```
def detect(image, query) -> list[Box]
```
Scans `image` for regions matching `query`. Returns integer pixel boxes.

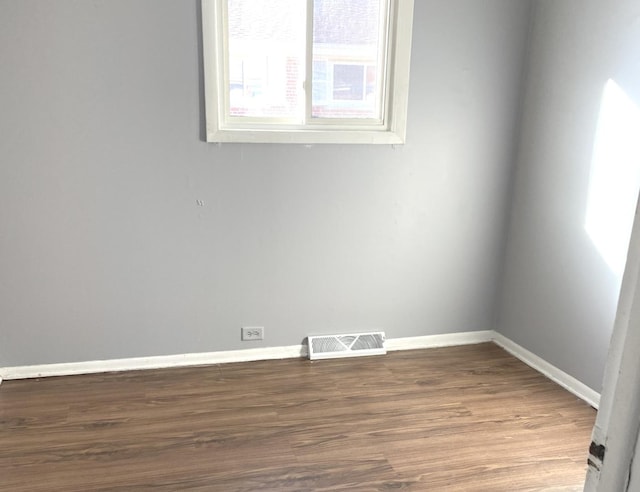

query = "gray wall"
[496,0,640,391]
[0,0,532,366]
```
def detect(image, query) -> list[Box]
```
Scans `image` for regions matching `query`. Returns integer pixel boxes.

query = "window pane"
[312,60,329,103]
[227,0,305,118]
[312,0,385,119]
[333,64,365,100]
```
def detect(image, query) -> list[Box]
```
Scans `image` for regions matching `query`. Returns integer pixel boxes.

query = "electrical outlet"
[241,326,264,341]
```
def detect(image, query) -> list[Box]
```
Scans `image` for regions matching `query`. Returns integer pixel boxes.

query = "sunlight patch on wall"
[585,79,640,278]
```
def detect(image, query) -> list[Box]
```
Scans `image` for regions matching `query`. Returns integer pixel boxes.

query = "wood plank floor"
[0,343,596,491]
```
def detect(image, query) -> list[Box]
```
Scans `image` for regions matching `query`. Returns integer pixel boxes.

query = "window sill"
[206,127,407,145]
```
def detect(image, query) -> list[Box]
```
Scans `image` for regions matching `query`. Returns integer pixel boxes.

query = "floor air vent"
[308,332,386,360]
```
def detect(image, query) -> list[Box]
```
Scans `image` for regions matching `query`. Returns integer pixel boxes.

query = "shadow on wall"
[584,78,640,280]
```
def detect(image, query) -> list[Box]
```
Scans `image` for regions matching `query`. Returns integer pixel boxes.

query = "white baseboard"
[0,345,307,380]
[385,330,494,351]
[0,331,491,381]
[492,332,600,409]
[0,330,602,410]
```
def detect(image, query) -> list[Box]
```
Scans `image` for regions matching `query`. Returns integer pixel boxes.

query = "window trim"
[201,0,414,144]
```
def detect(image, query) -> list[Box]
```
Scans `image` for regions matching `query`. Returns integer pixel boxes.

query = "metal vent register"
[307,332,386,360]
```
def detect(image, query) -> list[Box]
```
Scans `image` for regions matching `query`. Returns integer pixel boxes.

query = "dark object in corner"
[589,441,606,462]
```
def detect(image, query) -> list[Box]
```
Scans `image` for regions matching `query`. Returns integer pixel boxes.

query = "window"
[201,0,414,144]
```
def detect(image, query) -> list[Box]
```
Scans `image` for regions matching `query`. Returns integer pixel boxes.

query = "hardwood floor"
[0,343,595,491]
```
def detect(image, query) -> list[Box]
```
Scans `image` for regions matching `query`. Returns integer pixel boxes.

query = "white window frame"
[201,0,414,144]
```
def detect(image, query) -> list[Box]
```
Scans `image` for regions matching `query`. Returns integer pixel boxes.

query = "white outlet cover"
[241,326,264,341]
